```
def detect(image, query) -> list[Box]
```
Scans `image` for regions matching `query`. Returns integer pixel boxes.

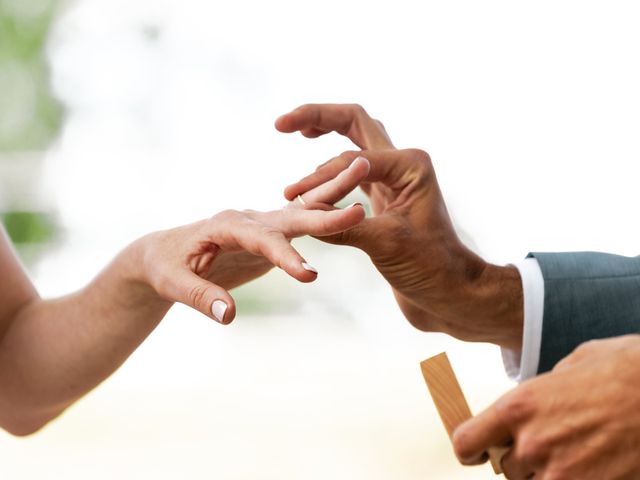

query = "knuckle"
[214,209,240,222]
[552,356,571,372]
[297,103,313,114]
[407,148,432,165]
[187,283,210,310]
[517,433,548,464]
[498,389,536,424]
[349,103,367,116]
[574,339,599,356]
[404,149,433,182]
[240,209,260,221]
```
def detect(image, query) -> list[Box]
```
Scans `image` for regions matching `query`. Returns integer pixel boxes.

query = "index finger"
[275,103,394,150]
[289,155,371,206]
[452,402,513,465]
[284,149,427,201]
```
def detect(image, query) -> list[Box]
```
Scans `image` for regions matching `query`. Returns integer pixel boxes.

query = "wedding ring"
[296,195,307,206]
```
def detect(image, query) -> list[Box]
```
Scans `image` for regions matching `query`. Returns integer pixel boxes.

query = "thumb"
[163,269,237,324]
[315,217,388,254]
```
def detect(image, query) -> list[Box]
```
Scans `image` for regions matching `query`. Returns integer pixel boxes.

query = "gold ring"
[296,195,307,206]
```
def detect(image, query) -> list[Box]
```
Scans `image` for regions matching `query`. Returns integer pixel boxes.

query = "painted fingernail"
[301,262,318,274]
[212,300,228,323]
[345,202,363,209]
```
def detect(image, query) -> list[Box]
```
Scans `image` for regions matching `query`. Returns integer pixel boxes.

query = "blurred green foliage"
[1,210,56,244]
[0,0,63,151]
[0,0,63,251]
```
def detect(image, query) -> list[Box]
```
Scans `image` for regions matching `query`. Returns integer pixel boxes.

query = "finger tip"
[211,298,236,325]
[215,316,233,326]
[274,121,286,132]
[451,426,470,454]
[298,262,319,282]
[301,130,321,139]
[344,203,366,222]
[360,157,371,173]
[458,452,489,466]
[349,156,371,178]
[283,186,299,201]
[451,431,486,466]
[300,274,318,284]
[274,115,296,133]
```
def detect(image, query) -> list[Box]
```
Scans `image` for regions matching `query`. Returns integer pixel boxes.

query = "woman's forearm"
[0,205,366,436]
[0,241,171,435]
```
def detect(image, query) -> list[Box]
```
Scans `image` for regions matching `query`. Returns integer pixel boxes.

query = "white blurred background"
[1,0,639,478]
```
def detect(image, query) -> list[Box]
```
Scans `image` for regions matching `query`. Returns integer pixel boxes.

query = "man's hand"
[276,104,523,349]
[452,335,640,479]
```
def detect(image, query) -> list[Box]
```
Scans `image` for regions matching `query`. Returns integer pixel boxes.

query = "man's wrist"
[474,263,524,350]
[444,256,524,350]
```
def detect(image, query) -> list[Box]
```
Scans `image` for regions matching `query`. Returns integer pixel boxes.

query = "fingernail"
[301,262,318,274]
[345,202,363,209]
[212,300,228,323]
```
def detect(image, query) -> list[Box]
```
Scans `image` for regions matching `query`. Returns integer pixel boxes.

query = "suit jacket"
[528,252,640,374]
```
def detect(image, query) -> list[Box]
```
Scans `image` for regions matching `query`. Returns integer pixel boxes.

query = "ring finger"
[288,156,370,207]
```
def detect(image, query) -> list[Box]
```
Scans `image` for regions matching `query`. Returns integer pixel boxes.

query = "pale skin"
[277,103,640,479]
[0,161,369,437]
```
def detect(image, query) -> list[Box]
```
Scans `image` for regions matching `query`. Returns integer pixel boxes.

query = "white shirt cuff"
[501,257,545,382]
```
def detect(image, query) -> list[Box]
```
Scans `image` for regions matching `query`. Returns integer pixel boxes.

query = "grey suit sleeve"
[528,252,640,374]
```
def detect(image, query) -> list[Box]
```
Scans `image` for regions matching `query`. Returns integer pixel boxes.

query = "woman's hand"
[0,183,367,435]
[130,206,365,324]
